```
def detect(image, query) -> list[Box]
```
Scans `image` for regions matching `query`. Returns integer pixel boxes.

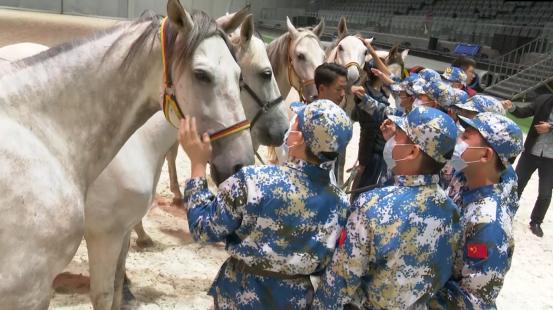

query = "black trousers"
[516,152,553,224]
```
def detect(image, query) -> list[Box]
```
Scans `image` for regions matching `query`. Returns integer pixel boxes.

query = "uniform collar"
[394,174,440,187]
[462,183,501,206]
[285,159,332,179]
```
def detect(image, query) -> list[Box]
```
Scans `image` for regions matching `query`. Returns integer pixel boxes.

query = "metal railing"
[513,55,553,100]
[486,35,553,83]
[486,54,553,100]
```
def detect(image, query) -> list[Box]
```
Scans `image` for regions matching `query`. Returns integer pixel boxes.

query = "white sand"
[0,8,550,310]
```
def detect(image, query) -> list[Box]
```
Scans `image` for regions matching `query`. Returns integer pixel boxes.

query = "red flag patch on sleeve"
[337,229,347,247]
[466,243,488,259]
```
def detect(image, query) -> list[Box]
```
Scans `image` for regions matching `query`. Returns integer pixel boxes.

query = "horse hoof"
[136,238,154,248]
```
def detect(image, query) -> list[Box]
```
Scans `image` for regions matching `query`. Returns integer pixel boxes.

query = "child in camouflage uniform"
[447,96,519,219]
[178,99,353,309]
[429,113,523,309]
[313,106,461,309]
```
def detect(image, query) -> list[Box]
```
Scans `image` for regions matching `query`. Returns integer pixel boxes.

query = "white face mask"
[282,115,298,156]
[451,141,485,172]
[413,98,425,108]
[456,121,465,134]
[383,137,414,171]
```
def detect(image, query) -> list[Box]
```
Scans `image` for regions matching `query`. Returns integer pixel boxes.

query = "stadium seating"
[260,0,551,47]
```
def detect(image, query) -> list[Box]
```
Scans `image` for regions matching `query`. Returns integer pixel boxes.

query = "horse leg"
[0,152,84,309]
[112,231,132,310]
[166,142,182,202]
[133,220,154,248]
[86,230,126,310]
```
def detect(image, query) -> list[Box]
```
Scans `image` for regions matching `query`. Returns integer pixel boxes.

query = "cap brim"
[458,115,479,131]
[290,101,307,114]
[388,114,409,133]
[455,103,479,112]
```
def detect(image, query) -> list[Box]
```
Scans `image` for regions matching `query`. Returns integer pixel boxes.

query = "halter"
[159,17,251,142]
[239,78,283,129]
[332,35,365,78]
[287,37,315,103]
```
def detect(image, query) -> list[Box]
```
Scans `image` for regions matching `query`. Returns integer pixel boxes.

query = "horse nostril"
[233,164,244,173]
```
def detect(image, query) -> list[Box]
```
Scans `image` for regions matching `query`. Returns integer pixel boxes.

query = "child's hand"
[380,119,396,141]
[351,85,366,98]
[179,117,212,176]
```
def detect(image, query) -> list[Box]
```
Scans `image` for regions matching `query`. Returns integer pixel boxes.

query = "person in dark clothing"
[349,61,392,199]
[504,94,553,237]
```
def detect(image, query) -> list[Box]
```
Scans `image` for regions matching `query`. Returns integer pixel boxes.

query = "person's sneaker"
[529,223,544,237]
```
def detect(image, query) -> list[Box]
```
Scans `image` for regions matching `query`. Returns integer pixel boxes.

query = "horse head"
[217,10,288,149]
[328,17,368,86]
[166,0,253,184]
[285,17,325,102]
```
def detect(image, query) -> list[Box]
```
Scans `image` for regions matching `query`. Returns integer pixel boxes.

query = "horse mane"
[12,9,233,77]
[267,28,319,78]
[122,10,234,75]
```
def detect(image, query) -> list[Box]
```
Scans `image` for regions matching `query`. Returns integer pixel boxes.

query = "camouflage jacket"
[429,182,514,309]
[184,159,349,309]
[312,174,461,309]
[447,166,518,219]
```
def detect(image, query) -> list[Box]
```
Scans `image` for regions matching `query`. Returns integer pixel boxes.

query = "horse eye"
[298,53,306,61]
[260,70,272,80]
[194,70,212,84]
[338,45,344,52]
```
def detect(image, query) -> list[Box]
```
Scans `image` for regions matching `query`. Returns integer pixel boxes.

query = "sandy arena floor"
[0,8,552,310]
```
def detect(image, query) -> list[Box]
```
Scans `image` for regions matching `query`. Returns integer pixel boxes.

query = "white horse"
[264,17,326,164]
[88,12,288,309]
[326,17,370,117]
[0,0,253,308]
[267,17,325,103]
[163,8,291,201]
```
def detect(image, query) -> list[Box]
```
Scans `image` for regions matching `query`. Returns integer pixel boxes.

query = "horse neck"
[267,36,293,98]
[0,23,162,190]
[275,65,292,99]
[136,112,178,165]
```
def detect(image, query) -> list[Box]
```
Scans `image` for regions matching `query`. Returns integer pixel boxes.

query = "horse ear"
[240,14,254,48]
[218,4,251,34]
[286,17,299,38]
[365,37,374,44]
[338,17,348,38]
[167,0,193,34]
[401,49,410,60]
[312,18,325,38]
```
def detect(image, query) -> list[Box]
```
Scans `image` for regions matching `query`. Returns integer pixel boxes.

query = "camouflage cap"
[455,95,506,115]
[388,106,458,163]
[451,88,469,106]
[291,100,353,162]
[459,113,523,168]
[419,68,442,82]
[442,66,467,85]
[423,80,456,107]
